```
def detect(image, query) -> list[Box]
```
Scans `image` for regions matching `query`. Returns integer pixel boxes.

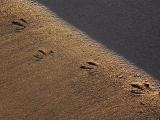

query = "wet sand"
[0,0,160,119]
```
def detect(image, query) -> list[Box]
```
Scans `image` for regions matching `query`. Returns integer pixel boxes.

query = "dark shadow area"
[36,0,160,80]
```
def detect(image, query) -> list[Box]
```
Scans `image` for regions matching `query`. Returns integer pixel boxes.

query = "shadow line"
[37,0,160,80]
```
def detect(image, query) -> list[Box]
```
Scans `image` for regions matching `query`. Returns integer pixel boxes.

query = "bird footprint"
[12,19,27,32]
[34,49,54,61]
[130,82,151,95]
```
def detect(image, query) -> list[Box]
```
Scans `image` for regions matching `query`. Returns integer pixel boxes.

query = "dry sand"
[0,0,160,119]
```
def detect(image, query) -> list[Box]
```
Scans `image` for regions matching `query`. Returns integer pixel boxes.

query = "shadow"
[36,0,160,80]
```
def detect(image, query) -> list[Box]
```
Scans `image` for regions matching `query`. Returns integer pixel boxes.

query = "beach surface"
[0,0,160,119]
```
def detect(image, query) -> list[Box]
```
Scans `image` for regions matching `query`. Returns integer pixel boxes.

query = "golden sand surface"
[0,0,160,119]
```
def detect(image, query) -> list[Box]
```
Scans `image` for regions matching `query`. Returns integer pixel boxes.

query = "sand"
[0,0,160,119]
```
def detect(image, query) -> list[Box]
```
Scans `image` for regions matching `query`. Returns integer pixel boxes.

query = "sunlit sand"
[0,0,160,119]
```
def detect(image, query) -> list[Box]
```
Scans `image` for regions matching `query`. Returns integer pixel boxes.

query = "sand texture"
[0,0,160,120]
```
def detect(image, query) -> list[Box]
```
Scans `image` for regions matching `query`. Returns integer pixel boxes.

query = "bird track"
[12,19,27,31]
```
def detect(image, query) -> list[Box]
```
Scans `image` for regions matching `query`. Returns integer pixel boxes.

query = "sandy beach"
[0,0,160,119]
